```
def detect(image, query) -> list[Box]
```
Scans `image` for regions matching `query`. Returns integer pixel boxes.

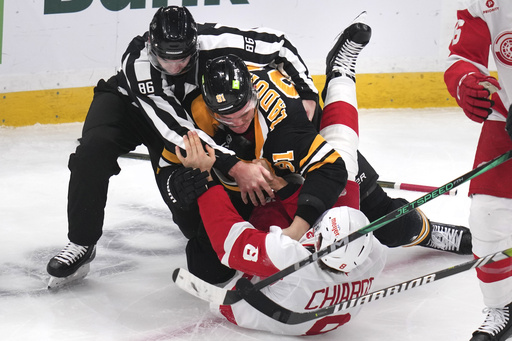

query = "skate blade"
[47,264,90,289]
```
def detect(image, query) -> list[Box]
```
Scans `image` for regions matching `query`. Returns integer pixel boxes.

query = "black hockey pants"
[357,151,425,247]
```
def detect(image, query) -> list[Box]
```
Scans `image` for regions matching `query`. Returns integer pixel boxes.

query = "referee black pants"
[67,76,234,284]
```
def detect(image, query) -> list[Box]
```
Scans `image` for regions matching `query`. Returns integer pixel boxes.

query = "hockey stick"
[173,218,467,303]
[76,139,151,162]
[377,180,458,196]
[174,149,512,306]
[234,150,512,299]
[120,152,457,196]
[235,247,512,324]
[173,247,512,316]
[173,267,235,305]
[120,152,151,161]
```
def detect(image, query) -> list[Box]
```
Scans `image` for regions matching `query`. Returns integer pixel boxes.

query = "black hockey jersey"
[184,66,347,225]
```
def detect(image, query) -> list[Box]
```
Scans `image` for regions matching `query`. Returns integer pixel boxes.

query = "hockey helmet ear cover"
[313,206,373,272]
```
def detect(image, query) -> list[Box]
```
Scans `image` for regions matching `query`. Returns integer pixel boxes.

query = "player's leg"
[358,151,472,254]
[158,183,236,284]
[157,163,238,284]
[467,120,512,341]
[320,12,371,209]
[469,194,512,341]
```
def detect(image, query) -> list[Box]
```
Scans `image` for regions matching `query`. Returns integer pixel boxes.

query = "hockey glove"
[507,105,512,142]
[167,166,212,209]
[457,72,500,123]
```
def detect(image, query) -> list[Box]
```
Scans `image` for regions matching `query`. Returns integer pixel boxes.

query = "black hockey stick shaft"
[77,139,151,161]
[120,152,452,196]
[246,150,512,295]
[120,152,151,161]
[236,247,512,324]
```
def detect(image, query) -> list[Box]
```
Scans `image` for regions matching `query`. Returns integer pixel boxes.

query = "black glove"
[166,167,212,209]
[507,104,512,142]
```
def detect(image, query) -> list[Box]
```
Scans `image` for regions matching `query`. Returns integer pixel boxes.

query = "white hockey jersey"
[446,0,512,120]
[198,185,387,336]
[445,0,512,199]
[445,0,512,304]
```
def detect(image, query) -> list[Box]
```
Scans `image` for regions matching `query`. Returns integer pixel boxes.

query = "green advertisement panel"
[43,0,249,14]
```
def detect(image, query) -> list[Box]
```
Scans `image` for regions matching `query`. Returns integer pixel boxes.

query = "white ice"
[0,107,497,340]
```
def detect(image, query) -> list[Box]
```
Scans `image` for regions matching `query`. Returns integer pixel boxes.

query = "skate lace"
[428,225,463,251]
[476,307,509,335]
[54,243,88,265]
[333,40,365,76]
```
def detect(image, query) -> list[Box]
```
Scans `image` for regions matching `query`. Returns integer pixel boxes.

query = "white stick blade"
[173,268,229,305]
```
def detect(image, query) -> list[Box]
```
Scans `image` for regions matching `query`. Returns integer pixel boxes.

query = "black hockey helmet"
[148,6,198,75]
[201,54,257,116]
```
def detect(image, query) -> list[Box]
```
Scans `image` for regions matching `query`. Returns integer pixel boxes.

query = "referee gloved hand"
[456,72,500,123]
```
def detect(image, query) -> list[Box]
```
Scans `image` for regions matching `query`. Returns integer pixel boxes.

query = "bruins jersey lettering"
[272,150,295,172]
[251,69,299,131]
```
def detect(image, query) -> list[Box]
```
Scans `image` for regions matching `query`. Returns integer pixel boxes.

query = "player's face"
[213,96,258,134]
[157,55,191,76]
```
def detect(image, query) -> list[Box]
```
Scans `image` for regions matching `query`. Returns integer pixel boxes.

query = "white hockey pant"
[469,194,512,308]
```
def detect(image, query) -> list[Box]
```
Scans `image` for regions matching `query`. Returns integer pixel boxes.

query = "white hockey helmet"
[313,206,373,272]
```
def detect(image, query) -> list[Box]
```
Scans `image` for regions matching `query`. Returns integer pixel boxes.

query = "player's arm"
[199,184,308,278]
[281,153,347,241]
[264,128,347,240]
[444,9,501,123]
[119,35,228,161]
[177,131,304,277]
[120,37,271,208]
[258,138,347,241]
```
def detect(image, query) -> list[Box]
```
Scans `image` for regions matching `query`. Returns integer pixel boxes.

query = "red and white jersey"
[445,0,512,199]
[198,185,386,336]
[445,0,512,120]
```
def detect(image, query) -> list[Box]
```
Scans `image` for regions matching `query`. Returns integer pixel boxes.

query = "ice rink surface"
[0,107,501,340]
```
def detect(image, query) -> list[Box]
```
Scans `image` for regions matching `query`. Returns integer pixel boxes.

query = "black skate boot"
[322,11,371,101]
[420,221,473,255]
[470,302,512,341]
[47,242,96,289]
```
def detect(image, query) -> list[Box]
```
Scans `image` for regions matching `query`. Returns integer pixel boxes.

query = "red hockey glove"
[507,105,512,142]
[456,72,500,123]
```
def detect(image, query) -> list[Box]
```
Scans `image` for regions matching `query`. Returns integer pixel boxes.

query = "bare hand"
[175,130,216,174]
[252,159,288,191]
[228,161,275,206]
